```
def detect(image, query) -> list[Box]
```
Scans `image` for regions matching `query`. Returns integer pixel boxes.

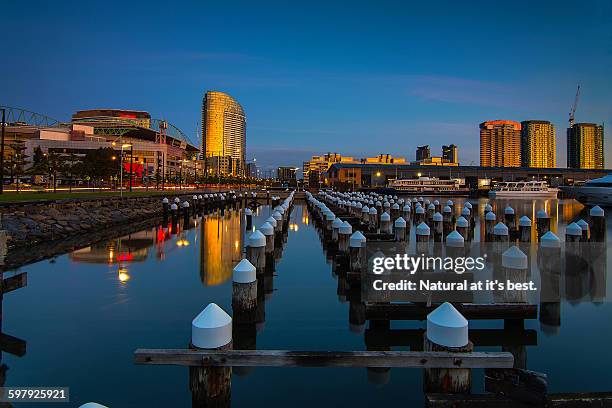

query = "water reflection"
[200,210,244,286]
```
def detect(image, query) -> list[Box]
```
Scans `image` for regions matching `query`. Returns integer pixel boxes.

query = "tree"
[45,151,66,193]
[81,147,119,188]
[32,146,44,167]
[4,141,29,192]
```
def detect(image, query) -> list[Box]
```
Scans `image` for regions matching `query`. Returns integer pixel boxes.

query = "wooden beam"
[134,349,514,368]
[365,328,537,348]
[548,392,612,407]
[426,393,532,408]
[1,273,27,294]
[366,303,537,320]
[0,332,26,357]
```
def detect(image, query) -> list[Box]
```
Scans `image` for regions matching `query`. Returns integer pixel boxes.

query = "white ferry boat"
[488,180,559,199]
[388,177,469,194]
[560,174,612,206]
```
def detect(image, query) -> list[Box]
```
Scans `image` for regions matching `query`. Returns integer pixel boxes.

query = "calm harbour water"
[2,197,612,407]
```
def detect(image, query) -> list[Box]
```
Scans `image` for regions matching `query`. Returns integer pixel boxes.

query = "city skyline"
[2,0,611,171]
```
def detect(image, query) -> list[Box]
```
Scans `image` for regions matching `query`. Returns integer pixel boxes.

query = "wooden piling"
[246,231,266,276]
[589,205,605,242]
[536,209,550,240]
[394,217,407,242]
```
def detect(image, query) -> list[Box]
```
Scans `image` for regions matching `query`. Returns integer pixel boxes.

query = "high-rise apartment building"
[480,120,521,167]
[442,144,458,164]
[416,145,430,161]
[202,91,246,176]
[520,120,556,168]
[567,123,604,169]
[303,153,355,187]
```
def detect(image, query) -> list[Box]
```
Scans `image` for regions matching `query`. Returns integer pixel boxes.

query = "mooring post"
[402,203,411,224]
[442,205,453,237]
[245,208,253,230]
[504,206,516,236]
[493,222,509,253]
[260,222,275,272]
[162,197,169,219]
[349,231,367,274]
[536,209,550,240]
[338,221,353,254]
[332,217,343,244]
[416,222,431,254]
[394,217,407,242]
[433,199,441,214]
[432,212,443,242]
[485,211,496,241]
[414,204,424,225]
[423,302,472,394]
[456,216,469,242]
[538,231,561,333]
[427,203,436,224]
[576,219,589,242]
[391,203,400,221]
[380,212,392,235]
[565,222,582,243]
[589,205,605,242]
[445,230,465,258]
[519,216,532,243]
[246,230,266,276]
[232,259,258,323]
[190,303,232,408]
[170,203,179,228]
[369,207,378,233]
[182,201,191,226]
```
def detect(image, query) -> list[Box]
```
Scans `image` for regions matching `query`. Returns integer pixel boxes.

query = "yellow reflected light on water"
[118,267,130,284]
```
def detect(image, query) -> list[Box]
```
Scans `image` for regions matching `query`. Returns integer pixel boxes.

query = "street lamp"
[113,142,132,198]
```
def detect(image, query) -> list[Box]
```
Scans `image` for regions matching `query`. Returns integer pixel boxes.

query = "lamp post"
[0,108,5,194]
[113,142,132,198]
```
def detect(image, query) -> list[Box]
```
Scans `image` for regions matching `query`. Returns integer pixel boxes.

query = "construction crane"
[569,85,581,128]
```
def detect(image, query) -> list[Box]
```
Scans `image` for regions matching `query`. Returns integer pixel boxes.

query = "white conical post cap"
[416,222,430,235]
[416,206,425,214]
[464,201,472,209]
[428,203,435,210]
[502,246,528,269]
[519,216,531,227]
[384,201,390,208]
[170,203,178,210]
[272,211,282,221]
[245,208,253,215]
[182,201,190,208]
[576,219,589,231]
[199,195,203,199]
[433,212,443,222]
[484,204,492,211]
[233,259,256,283]
[332,218,344,229]
[349,231,367,248]
[504,206,515,215]
[79,404,109,408]
[326,212,336,221]
[192,303,232,349]
[446,200,454,207]
[193,195,198,200]
[248,230,266,247]
[174,197,180,203]
[266,216,277,228]
[443,205,452,213]
[380,212,390,221]
[424,199,430,205]
[162,197,169,204]
[566,222,582,236]
[536,209,549,218]
[456,216,469,228]
[485,211,496,221]
[362,206,369,213]
[427,302,468,348]
[433,200,440,205]
[540,231,560,248]
[369,207,377,215]
[394,217,406,228]
[392,203,399,210]
[461,207,470,216]
[339,221,353,235]
[403,204,411,211]
[260,222,274,236]
[590,205,604,217]
[493,222,509,236]
[446,231,464,247]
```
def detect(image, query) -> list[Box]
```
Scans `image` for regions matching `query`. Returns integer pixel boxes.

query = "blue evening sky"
[2,0,611,171]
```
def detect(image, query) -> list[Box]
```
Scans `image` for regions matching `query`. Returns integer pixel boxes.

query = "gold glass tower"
[479,120,521,167]
[521,120,556,168]
[202,91,246,176]
[567,123,604,169]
